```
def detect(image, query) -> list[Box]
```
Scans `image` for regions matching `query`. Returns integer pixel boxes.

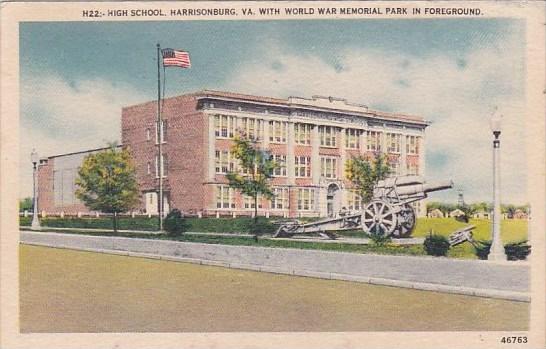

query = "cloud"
[225,39,527,204]
[19,74,147,198]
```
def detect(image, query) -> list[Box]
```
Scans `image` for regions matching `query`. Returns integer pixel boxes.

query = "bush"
[163,209,185,236]
[474,240,531,260]
[249,217,276,236]
[368,225,391,246]
[423,232,450,256]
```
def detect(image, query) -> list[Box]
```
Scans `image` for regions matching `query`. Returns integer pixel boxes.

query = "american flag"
[162,49,191,68]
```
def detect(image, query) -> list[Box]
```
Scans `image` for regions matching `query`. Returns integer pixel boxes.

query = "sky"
[19,19,527,204]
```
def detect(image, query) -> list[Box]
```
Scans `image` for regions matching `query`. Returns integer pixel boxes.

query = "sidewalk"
[20,231,529,302]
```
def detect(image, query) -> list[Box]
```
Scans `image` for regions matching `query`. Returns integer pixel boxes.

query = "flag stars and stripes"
[162,48,191,68]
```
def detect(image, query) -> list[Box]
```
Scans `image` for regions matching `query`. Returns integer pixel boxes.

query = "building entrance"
[326,183,341,217]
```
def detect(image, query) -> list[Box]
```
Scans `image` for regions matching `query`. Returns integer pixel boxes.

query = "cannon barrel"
[394,180,453,197]
[376,176,424,188]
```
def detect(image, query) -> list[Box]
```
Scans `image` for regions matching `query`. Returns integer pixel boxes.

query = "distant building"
[513,209,528,219]
[473,210,491,220]
[38,90,429,217]
[428,208,444,218]
[449,208,465,218]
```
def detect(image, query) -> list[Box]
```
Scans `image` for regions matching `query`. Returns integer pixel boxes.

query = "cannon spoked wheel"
[397,204,416,237]
[362,200,397,236]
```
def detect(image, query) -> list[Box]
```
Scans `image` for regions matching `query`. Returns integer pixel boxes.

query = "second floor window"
[271,154,287,177]
[406,135,420,155]
[294,123,312,145]
[319,126,338,147]
[295,156,311,177]
[320,157,338,179]
[215,115,235,138]
[155,154,167,178]
[269,120,287,143]
[215,150,233,174]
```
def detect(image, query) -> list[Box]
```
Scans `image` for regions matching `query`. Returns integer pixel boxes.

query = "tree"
[345,153,391,203]
[19,197,33,212]
[75,144,139,232]
[226,133,277,226]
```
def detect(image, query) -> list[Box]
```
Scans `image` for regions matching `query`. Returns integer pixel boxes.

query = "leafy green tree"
[19,197,33,212]
[75,144,139,232]
[345,153,391,203]
[502,204,517,218]
[226,133,278,227]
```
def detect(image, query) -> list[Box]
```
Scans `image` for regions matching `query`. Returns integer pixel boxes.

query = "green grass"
[20,216,528,259]
[412,218,528,259]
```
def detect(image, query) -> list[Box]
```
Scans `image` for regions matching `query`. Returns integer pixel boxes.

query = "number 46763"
[500,336,527,344]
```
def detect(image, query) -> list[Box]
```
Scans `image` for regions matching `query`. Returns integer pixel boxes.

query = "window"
[216,185,235,209]
[294,156,311,177]
[155,154,167,178]
[155,120,167,144]
[386,133,401,153]
[406,135,420,155]
[240,117,263,140]
[271,154,287,177]
[367,131,382,152]
[345,129,361,149]
[147,162,151,175]
[389,160,400,176]
[297,188,315,211]
[269,120,287,143]
[214,115,235,138]
[320,157,338,179]
[294,123,312,145]
[146,128,151,141]
[244,194,263,209]
[215,150,233,174]
[347,190,364,211]
[271,187,289,209]
[407,162,419,176]
[319,126,338,147]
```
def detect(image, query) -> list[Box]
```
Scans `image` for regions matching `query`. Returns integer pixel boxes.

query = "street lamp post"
[488,111,506,261]
[30,149,41,231]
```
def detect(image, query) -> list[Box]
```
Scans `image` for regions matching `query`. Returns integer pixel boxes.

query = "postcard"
[1,1,545,348]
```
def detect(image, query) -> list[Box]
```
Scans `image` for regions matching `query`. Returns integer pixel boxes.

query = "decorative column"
[311,125,320,185]
[286,122,295,185]
[339,128,346,179]
[30,149,41,230]
[488,111,507,261]
[400,132,408,176]
[263,118,270,149]
[207,114,216,181]
[359,128,367,156]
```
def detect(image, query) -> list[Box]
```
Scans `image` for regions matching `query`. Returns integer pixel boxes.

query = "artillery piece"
[273,176,453,239]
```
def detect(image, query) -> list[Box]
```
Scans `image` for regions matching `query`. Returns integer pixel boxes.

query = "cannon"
[273,176,453,239]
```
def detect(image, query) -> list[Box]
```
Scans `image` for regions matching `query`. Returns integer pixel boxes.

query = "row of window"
[211,115,420,153]
[216,185,315,211]
[215,186,368,211]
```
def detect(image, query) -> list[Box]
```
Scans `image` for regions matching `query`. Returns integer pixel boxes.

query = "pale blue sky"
[19,19,526,203]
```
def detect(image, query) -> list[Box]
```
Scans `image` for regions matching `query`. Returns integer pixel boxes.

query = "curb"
[21,241,530,303]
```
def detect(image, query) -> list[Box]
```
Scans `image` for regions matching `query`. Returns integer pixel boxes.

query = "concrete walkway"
[20,231,530,302]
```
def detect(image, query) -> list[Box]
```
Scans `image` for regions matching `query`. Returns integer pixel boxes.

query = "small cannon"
[274,176,453,239]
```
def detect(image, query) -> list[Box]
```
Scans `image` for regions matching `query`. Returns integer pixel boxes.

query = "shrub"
[163,209,185,236]
[475,240,531,260]
[249,217,276,236]
[368,225,391,246]
[423,232,450,256]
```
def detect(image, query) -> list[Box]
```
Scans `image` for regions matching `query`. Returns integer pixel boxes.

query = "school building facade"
[37,90,429,218]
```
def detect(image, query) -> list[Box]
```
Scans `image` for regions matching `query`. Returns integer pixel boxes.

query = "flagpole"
[157,43,163,231]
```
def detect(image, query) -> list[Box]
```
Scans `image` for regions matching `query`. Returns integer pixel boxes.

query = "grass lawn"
[19,244,529,332]
[20,217,528,259]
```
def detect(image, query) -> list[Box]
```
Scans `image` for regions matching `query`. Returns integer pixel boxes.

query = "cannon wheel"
[362,200,397,236]
[397,204,416,237]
